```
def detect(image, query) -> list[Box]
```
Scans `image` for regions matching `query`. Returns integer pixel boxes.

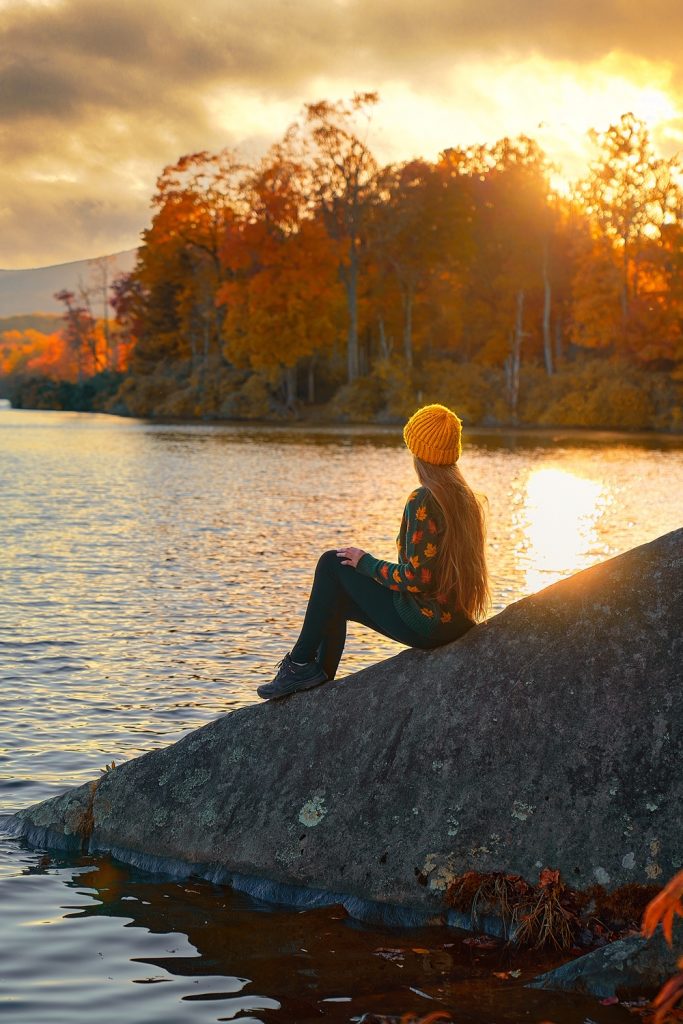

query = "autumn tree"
[113,96,681,430]
[82,257,110,366]
[219,141,342,406]
[302,93,379,384]
[369,159,471,368]
[0,328,73,380]
[577,113,682,342]
[134,149,246,409]
[570,230,623,352]
[223,217,341,406]
[54,289,103,380]
[438,138,556,418]
[109,272,144,372]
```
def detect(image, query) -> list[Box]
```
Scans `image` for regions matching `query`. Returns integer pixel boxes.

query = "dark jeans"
[291,549,474,680]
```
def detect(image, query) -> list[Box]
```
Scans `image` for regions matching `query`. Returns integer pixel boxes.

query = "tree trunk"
[378,316,392,359]
[284,365,297,409]
[504,289,524,423]
[110,331,118,374]
[542,243,553,377]
[621,242,630,325]
[341,240,360,384]
[632,248,640,302]
[554,316,563,365]
[102,260,111,371]
[402,286,414,367]
[76,339,83,385]
[199,322,210,416]
[307,358,315,405]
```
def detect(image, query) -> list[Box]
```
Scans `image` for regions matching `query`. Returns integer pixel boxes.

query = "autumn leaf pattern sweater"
[356,486,464,637]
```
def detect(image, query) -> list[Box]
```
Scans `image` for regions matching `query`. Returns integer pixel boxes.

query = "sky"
[1,0,682,269]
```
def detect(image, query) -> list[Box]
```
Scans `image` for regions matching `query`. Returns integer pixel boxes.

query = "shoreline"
[3,403,683,445]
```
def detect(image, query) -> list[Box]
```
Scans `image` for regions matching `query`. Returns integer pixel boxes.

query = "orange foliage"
[643,870,683,945]
[0,328,76,380]
[643,870,683,1023]
[213,139,345,381]
[220,216,341,374]
[571,234,623,350]
[118,98,682,422]
[651,971,683,1024]
[0,322,129,382]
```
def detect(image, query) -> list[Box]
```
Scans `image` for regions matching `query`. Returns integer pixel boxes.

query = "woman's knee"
[316,549,341,574]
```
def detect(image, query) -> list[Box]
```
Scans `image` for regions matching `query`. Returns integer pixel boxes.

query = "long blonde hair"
[413,456,490,622]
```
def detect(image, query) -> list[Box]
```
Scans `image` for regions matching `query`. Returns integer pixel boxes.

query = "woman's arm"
[355,490,439,593]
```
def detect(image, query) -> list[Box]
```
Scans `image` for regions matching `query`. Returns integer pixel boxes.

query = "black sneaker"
[257,653,328,700]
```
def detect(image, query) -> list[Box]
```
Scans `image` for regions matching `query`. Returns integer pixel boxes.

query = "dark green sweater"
[356,486,463,637]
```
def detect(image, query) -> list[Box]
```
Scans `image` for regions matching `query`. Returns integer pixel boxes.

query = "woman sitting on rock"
[258,403,490,700]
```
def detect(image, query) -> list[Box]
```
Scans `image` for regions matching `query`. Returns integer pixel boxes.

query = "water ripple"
[1,410,682,1023]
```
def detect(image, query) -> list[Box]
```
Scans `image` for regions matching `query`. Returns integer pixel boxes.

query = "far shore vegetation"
[1,97,682,433]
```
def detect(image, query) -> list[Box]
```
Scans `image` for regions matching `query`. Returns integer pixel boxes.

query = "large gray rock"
[6,528,683,921]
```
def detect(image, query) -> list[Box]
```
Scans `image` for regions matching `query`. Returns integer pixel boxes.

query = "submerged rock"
[529,927,681,999]
[6,528,683,921]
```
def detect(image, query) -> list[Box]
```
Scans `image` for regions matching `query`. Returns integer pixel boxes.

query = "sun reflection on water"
[514,466,610,594]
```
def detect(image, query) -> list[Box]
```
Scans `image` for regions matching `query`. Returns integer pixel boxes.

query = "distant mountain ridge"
[0,249,138,318]
[0,313,64,334]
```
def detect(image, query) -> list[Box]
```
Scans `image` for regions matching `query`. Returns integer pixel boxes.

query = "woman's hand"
[337,546,366,569]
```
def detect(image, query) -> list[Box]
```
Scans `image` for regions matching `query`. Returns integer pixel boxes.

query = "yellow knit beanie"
[403,403,462,465]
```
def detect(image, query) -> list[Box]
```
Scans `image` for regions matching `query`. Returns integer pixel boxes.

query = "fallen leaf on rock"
[493,968,522,980]
[412,948,430,954]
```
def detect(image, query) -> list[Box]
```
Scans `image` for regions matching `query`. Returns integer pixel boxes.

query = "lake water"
[1,408,682,1023]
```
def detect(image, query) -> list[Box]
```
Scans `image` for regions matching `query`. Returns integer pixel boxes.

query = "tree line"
[4,96,683,429]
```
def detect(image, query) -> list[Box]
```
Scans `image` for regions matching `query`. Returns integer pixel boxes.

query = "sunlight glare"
[516,466,607,594]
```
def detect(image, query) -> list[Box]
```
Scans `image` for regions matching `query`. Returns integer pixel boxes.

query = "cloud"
[355,0,683,70]
[0,172,149,267]
[0,0,681,267]
[4,0,682,120]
